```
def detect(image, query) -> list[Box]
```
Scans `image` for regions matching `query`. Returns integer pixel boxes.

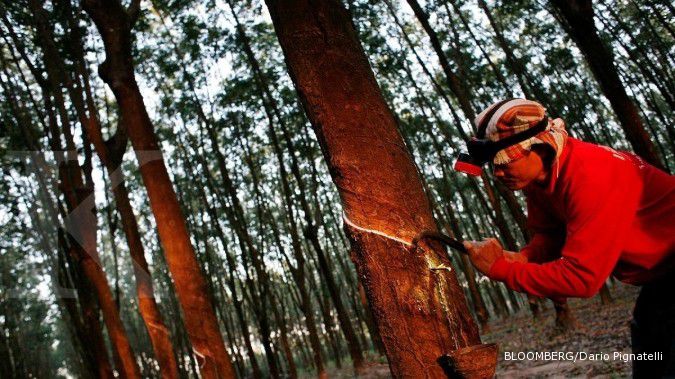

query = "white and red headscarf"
[475,99,568,165]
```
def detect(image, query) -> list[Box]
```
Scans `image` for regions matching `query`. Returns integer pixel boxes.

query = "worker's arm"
[487,161,642,299]
[519,190,566,264]
[465,195,563,272]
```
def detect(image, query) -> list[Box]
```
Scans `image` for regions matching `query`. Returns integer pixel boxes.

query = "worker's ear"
[531,144,555,168]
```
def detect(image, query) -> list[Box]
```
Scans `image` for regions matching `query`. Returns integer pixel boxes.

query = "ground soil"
[484,282,638,378]
[324,281,639,378]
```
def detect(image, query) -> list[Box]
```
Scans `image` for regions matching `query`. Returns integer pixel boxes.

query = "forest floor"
[323,282,640,378]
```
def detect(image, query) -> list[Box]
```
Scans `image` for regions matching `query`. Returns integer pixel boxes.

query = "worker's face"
[492,150,545,190]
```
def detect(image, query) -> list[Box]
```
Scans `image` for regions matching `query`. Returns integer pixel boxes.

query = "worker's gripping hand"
[503,251,528,264]
[464,238,505,276]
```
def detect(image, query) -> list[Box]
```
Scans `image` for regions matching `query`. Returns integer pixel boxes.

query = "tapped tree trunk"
[550,0,666,170]
[265,0,496,376]
[82,1,235,377]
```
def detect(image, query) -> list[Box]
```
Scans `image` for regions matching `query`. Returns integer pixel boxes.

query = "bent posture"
[460,99,674,378]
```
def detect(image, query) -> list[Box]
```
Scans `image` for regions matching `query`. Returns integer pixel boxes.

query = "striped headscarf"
[475,99,568,165]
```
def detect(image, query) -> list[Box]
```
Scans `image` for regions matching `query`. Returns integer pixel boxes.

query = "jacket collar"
[545,137,574,194]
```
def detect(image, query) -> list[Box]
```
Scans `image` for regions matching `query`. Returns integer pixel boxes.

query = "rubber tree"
[81,1,235,377]
[265,0,497,376]
[550,0,665,170]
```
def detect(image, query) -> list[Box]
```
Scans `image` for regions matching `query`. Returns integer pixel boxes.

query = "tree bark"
[72,31,180,379]
[265,0,495,376]
[82,1,235,377]
[553,301,578,333]
[26,1,141,375]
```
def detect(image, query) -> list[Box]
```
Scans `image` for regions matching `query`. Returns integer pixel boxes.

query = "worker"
[455,98,675,378]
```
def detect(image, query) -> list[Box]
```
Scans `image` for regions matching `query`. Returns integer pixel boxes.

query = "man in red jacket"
[456,99,675,378]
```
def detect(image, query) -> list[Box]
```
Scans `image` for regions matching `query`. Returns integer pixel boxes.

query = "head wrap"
[474,99,568,165]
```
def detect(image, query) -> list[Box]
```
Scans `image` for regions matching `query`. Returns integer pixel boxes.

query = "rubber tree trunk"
[77,51,180,379]
[91,136,180,379]
[550,0,665,170]
[445,206,490,331]
[599,283,614,305]
[403,0,476,121]
[265,0,496,376]
[553,301,578,333]
[82,2,235,377]
[27,3,141,375]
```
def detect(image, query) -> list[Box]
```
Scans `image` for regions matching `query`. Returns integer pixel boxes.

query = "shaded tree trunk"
[265,0,495,376]
[26,1,141,374]
[599,283,614,305]
[553,301,578,333]
[404,0,476,121]
[550,0,665,170]
[82,1,235,377]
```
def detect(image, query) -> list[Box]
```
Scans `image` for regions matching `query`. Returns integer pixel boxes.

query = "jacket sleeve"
[489,157,642,299]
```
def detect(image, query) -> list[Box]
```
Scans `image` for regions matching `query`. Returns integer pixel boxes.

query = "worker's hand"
[464,238,504,276]
[503,251,528,264]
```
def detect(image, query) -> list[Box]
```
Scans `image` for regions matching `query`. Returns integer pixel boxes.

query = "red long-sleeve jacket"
[488,138,675,300]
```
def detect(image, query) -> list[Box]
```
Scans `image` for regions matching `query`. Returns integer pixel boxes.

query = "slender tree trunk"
[27,2,141,374]
[506,289,522,313]
[445,206,490,331]
[266,1,496,376]
[382,2,469,140]
[599,283,614,305]
[263,154,327,377]
[550,0,665,170]
[489,282,510,318]
[79,62,180,379]
[404,0,476,121]
[61,233,115,379]
[477,0,535,100]
[190,155,263,379]
[553,301,578,333]
[201,120,279,378]
[308,272,343,369]
[82,2,235,377]
[271,293,299,379]
[443,1,510,94]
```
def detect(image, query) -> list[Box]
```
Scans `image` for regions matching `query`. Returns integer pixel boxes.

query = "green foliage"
[0,0,672,376]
